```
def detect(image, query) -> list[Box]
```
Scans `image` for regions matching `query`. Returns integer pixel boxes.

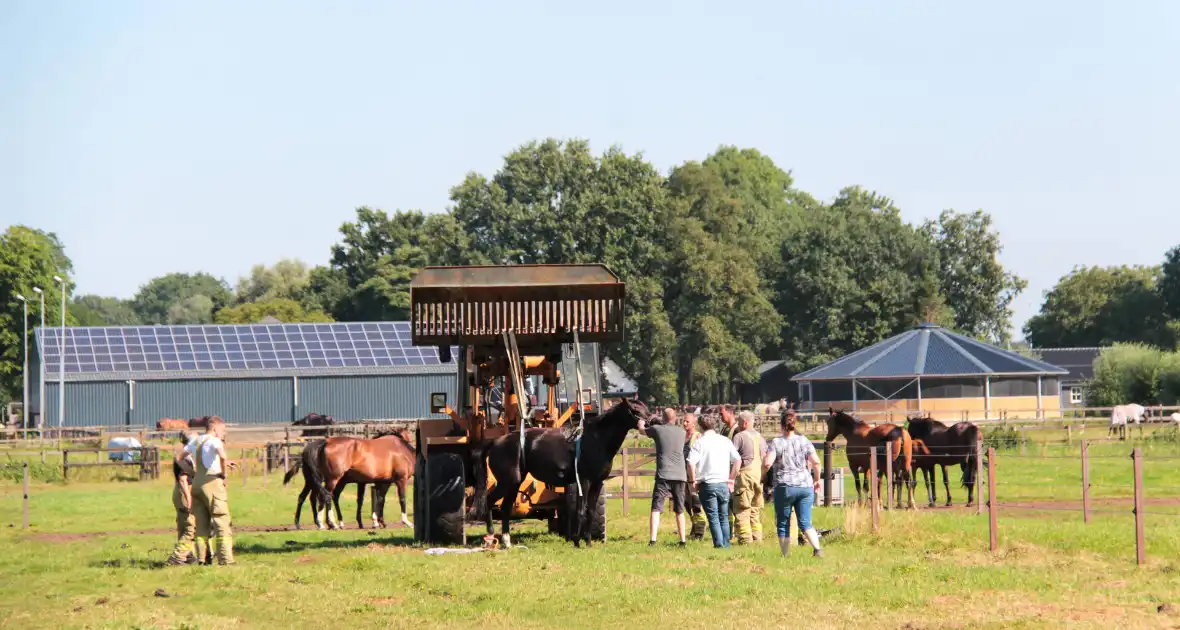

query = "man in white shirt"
[686,415,740,548]
[185,416,237,565]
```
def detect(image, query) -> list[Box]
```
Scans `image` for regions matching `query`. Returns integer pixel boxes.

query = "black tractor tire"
[560,484,607,542]
[422,452,466,545]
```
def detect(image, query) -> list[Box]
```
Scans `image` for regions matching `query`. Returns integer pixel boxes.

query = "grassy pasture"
[3,439,1180,629]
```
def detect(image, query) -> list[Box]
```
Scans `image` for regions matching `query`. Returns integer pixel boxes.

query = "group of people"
[168,416,237,566]
[639,405,824,557]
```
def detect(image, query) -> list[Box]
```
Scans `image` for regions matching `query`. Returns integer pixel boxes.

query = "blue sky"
[3,1,1178,338]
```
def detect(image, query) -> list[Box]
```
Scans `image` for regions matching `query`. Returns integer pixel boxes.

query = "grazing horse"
[156,418,189,431]
[474,398,649,548]
[1110,403,1147,440]
[825,409,916,509]
[905,415,981,507]
[308,429,417,530]
[293,412,336,438]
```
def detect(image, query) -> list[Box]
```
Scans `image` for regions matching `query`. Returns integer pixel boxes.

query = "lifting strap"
[502,331,530,470]
[572,330,586,497]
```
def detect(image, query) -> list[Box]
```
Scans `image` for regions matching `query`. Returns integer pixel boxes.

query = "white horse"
[1110,403,1147,438]
[1171,412,1180,425]
[753,398,787,416]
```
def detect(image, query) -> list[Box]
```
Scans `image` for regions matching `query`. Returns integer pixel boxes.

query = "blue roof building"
[791,324,1069,421]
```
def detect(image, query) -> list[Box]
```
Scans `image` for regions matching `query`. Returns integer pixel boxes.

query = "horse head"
[825,408,857,442]
[906,415,933,440]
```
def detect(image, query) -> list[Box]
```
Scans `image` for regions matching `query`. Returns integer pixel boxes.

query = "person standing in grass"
[167,431,199,566]
[764,408,824,558]
[683,413,708,540]
[186,417,237,565]
[686,415,740,548]
[637,407,689,547]
[731,411,769,545]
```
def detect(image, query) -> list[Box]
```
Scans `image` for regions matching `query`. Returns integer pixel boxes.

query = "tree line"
[2,138,1029,404]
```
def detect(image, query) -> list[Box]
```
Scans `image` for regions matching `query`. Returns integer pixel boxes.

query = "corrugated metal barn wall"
[298,374,456,421]
[42,382,127,427]
[42,373,457,427]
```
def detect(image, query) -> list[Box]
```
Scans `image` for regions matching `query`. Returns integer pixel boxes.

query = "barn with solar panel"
[790,323,1069,422]
[27,322,458,427]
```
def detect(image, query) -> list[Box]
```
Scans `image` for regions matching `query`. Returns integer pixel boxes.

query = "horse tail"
[962,425,981,488]
[283,458,301,486]
[472,443,492,521]
[307,440,333,508]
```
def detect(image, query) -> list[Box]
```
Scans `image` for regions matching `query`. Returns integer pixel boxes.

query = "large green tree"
[774,186,942,369]
[448,138,676,401]
[132,272,233,325]
[0,226,75,401]
[662,148,789,402]
[71,295,141,327]
[326,208,438,321]
[214,298,333,324]
[235,259,313,305]
[1161,245,1180,321]
[1023,265,1171,348]
[924,209,1026,343]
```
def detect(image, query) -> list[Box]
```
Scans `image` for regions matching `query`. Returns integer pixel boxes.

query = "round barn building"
[790,324,1069,422]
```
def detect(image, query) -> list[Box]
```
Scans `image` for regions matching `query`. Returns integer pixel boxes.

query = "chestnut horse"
[825,409,916,509]
[905,415,980,507]
[308,429,416,530]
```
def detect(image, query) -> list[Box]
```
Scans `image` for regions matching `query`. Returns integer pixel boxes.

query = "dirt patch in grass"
[27,522,409,542]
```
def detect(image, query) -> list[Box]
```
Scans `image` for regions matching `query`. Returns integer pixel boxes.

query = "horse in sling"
[308,429,416,530]
[905,415,981,507]
[825,409,916,509]
[474,399,648,548]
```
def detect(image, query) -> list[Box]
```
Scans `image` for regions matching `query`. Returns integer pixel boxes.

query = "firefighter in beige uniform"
[168,432,200,565]
[185,417,237,565]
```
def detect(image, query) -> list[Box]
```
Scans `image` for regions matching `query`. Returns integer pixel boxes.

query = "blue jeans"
[698,482,732,548]
[774,485,814,538]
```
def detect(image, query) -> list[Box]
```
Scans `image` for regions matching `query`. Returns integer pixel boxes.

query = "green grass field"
[4,437,1180,629]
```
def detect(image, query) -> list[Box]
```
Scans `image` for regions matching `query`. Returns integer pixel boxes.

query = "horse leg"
[396,479,411,528]
[295,484,310,528]
[582,482,605,547]
[356,482,367,529]
[852,469,863,506]
[323,479,342,530]
[941,464,952,507]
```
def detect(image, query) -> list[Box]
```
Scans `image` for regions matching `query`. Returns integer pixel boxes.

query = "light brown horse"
[310,428,417,530]
[825,409,917,509]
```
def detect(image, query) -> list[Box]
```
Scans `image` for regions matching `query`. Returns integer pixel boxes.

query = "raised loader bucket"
[409,264,625,349]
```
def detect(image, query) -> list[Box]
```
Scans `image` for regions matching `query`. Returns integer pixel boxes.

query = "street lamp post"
[15,294,28,431]
[32,287,44,436]
[53,276,66,432]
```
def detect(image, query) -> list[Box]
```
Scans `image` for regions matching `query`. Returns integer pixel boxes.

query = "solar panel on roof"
[35,322,456,376]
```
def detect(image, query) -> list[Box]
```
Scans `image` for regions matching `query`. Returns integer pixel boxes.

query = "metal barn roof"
[1030,347,1103,382]
[791,324,1070,382]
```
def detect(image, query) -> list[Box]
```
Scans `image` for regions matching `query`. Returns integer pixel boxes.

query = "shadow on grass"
[88,558,169,570]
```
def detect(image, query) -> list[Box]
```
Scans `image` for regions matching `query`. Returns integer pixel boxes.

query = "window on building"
[1070,387,1084,405]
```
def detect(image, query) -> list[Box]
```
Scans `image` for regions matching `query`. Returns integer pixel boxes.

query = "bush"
[983,426,1021,451]
[1088,343,1180,407]
[0,461,63,483]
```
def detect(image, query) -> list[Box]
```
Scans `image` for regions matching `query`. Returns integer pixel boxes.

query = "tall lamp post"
[15,294,28,431]
[53,275,66,432]
[32,287,44,434]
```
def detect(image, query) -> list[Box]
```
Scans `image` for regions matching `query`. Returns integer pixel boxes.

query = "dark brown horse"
[308,429,417,530]
[825,409,916,509]
[293,412,336,438]
[474,398,649,548]
[905,415,981,507]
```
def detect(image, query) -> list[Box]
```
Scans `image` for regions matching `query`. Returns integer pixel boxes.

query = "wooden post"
[1081,440,1090,524]
[621,447,630,517]
[262,449,268,488]
[1133,447,1146,566]
[870,447,880,533]
[40,450,44,465]
[884,445,893,511]
[23,462,29,529]
[63,450,69,482]
[1067,425,1072,446]
[976,440,984,517]
[1020,429,1026,456]
[823,442,833,508]
[283,444,290,483]
[243,454,249,487]
[987,447,997,552]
